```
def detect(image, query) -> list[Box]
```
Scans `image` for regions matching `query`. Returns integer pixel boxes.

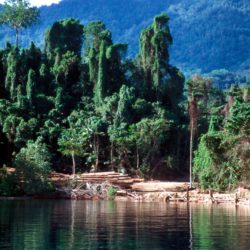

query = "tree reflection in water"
[0,200,250,250]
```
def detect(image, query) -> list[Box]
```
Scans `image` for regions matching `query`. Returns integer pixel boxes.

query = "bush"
[194,131,250,191]
[0,168,20,196]
[107,186,118,199]
[14,140,53,194]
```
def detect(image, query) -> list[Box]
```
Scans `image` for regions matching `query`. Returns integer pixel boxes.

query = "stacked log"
[48,173,250,204]
[131,181,189,192]
[50,171,144,189]
[77,172,143,188]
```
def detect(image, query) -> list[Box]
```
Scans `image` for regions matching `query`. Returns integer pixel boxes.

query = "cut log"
[49,171,144,189]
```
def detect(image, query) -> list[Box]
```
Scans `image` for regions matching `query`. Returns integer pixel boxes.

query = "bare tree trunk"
[15,28,19,48]
[71,151,75,179]
[136,144,139,169]
[189,95,197,188]
[189,122,193,188]
[110,141,114,170]
[95,134,99,172]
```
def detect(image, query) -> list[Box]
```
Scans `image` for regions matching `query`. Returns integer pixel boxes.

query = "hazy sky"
[0,0,61,7]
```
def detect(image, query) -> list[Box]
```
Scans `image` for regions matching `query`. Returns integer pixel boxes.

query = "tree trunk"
[188,95,197,188]
[189,123,193,188]
[136,144,139,169]
[71,151,76,179]
[95,134,99,172]
[110,141,114,170]
[15,28,19,48]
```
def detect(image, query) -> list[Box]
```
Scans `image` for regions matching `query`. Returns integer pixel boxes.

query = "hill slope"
[0,0,249,73]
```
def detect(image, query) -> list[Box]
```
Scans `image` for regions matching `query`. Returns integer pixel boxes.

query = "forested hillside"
[0,0,249,73]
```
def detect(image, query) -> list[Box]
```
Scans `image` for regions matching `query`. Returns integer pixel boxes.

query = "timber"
[50,171,144,189]
[7,169,249,204]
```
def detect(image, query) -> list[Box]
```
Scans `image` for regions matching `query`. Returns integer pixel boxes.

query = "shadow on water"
[0,200,250,250]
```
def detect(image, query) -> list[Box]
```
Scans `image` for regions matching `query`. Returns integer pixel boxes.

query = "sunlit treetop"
[0,0,39,47]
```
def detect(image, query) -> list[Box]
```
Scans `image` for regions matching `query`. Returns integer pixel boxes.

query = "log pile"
[49,172,250,205]
[131,181,189,192]
[48,171,144,200]
[77,172,143,188]
[50,171,144,189]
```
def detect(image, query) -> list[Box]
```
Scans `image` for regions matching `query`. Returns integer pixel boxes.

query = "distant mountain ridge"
[0,0,249,73]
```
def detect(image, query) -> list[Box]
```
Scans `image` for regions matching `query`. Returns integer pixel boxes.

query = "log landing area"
[49,171,250,205]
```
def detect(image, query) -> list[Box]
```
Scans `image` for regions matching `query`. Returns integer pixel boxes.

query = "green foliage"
[0,0,39,47]
[130,117,171,176]
[45,18,84,61]
[0,11,248,193]
[193,132,221,190]
[58,126,88,176]
[15,118,38,147]
[84,21,111,56]
[94,40,107,106]
[138,14,184,109]
[194,91,250,190]
[186,75,224,136]
[52,51,80,88]
[86,21,125,106]
[5,48,19,100]
[114,85,135,126]
[26,42,41,72]
[2,113,22,143]
[225,100,250,135]
[107,186,118,199]
[14,139,53,194]
[194,132,248,190]
[26,68,36,106]
[0,0,249,72]
[58,127,88,159]
[0,167,20,196]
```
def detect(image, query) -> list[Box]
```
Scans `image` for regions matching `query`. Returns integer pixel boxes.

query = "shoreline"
[1,171,249,205]
[1,187,250,206]
[114,189,250,206]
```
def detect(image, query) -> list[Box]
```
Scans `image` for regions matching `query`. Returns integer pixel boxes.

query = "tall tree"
[45,18,84,62]
[187,75,213,187]
[58,127,88,178]
[0,0,39,47]
[5,48,19,100]
[139,14,173,101]
[188,95,197,187]
[94,40,107,106]
[106,43,127,94]
[84,21,111,90]
[26,68,36,107]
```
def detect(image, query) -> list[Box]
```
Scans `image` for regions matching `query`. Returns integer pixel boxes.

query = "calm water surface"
[0,200,250,250]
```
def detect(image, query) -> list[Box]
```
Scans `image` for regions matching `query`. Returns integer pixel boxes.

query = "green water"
[0,200,249,249]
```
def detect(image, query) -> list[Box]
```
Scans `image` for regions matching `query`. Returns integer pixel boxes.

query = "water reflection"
[192,204,250,250]
[0,200,250,250]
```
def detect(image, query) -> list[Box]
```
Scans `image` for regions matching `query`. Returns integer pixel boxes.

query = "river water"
[0,200,249,249]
